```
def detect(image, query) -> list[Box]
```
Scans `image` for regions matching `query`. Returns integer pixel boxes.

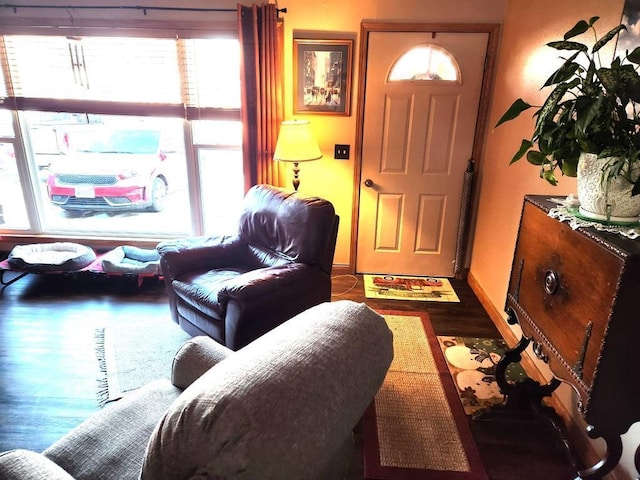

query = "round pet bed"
[8,242,97,272]
[101,245,160,275]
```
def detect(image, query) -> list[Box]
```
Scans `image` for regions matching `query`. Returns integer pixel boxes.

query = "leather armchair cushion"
[157,236,247,282]
[172,268,249,319]
[239,186,337,270]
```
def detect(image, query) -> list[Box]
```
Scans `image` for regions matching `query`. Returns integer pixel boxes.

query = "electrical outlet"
[334,144,350,160]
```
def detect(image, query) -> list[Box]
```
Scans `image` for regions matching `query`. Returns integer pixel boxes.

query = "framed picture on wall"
[293,38,353,116]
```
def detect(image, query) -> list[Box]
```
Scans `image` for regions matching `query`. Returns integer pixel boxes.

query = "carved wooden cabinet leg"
[496,330,527,389]
[575,426,623,480]
[474,327,561,420]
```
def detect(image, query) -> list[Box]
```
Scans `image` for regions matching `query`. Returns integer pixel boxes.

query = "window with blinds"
[0,31,244,238]
[1,34,241,118]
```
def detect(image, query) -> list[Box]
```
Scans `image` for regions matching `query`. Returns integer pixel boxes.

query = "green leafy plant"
[495,16,640,195]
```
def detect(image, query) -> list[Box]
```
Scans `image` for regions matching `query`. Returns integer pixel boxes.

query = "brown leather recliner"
[156,184,339,350]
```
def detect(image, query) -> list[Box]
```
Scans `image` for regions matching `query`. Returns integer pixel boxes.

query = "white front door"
[356,30,488,277]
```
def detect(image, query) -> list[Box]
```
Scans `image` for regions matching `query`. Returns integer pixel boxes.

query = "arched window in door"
[388,44,460,82]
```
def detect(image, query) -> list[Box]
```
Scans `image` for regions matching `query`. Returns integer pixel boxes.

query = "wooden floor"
[0,269,578,479]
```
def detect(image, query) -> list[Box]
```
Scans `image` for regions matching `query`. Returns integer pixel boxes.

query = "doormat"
[363,274,460,302]
[437,336,527,415]
[363,311,488,480]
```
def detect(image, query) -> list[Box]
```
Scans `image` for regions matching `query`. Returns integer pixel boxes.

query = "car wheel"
[149,177,168,212]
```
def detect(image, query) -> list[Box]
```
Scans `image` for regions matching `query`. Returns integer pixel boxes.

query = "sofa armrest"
[0,450,75,480]
[171,336,233,389]
[157,235,246,280]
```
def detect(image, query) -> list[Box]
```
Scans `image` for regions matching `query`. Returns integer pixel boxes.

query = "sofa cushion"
[0,449,75,480]
[44,380,181,480]
[141,300,393,480]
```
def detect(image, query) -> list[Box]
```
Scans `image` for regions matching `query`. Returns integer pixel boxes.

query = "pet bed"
[7,242,97,272]
[101,246,161,275]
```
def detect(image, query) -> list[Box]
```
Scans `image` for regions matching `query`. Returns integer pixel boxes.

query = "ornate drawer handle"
[544,270,559,295]
[532,340,549,362]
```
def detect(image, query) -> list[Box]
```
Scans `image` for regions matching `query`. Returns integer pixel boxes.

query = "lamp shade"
[273,119,322,163]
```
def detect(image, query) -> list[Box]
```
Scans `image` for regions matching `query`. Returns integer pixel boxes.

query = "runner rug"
[363,311,488,480]
[364,275,460,303]
[95,318,191,406]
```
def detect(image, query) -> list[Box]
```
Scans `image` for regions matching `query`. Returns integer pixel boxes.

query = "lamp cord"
[330,274,358,297]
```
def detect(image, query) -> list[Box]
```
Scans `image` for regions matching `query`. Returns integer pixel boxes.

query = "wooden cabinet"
[502,195,640,479]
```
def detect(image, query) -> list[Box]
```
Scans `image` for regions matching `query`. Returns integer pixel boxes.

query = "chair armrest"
[157,235,246,280]
[219,263,323,301]
[0,450,75,480]
[220,264,332,349]
[171,336,233,389]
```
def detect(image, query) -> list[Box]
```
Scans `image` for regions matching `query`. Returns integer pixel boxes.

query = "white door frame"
[350,21,501,277]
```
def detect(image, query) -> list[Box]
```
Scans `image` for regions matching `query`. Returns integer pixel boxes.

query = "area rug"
[437,336,527,416]
[95,318,191,406]
[363,311,488,479]
[363,275,460,302]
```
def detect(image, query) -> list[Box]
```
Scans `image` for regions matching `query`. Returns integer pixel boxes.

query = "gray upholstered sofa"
[0,300,393,480]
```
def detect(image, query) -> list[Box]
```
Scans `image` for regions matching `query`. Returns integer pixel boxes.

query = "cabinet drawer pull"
[532,340,548,362]
[543,270,559,295]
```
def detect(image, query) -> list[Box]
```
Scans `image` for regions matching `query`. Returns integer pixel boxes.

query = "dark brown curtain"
[238,3,285,190]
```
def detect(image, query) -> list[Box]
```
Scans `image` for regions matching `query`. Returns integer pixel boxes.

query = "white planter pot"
[576,152,640,224]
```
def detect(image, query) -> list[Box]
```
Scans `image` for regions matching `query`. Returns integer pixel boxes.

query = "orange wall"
[280,0,506,267]
[1,0,508,268]
[471,0,624,331]
[4,1,639,474]
[471,1,640,478]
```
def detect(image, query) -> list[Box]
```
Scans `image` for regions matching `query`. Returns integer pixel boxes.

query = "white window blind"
[183,38,241,111]
[1,34,241,119]
[6,35,181,102]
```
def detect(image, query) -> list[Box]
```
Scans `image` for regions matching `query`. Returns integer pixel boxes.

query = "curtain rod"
[2,4,287,15]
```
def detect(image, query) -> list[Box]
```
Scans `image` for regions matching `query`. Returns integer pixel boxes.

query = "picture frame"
[293,38,353,116]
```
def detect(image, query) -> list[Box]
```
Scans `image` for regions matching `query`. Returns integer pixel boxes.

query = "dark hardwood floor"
[0,269,578,479]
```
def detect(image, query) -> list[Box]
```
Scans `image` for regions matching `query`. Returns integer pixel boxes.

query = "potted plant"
[496,16,640,223]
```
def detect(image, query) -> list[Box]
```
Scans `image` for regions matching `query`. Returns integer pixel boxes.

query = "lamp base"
[292,162,300,191]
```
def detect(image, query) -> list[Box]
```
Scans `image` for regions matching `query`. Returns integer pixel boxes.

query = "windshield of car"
[79,130,161,154]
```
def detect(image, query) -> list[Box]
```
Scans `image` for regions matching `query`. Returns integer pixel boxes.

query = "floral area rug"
[437,336,527,415]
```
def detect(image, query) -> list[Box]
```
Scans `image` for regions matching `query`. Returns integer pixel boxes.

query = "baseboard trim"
[466,271,606,477]
[330,264,352,276]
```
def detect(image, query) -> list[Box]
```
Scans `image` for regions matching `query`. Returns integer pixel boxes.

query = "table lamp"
[273,119,322,191]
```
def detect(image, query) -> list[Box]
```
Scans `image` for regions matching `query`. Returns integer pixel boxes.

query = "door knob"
[364,179,374,187]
